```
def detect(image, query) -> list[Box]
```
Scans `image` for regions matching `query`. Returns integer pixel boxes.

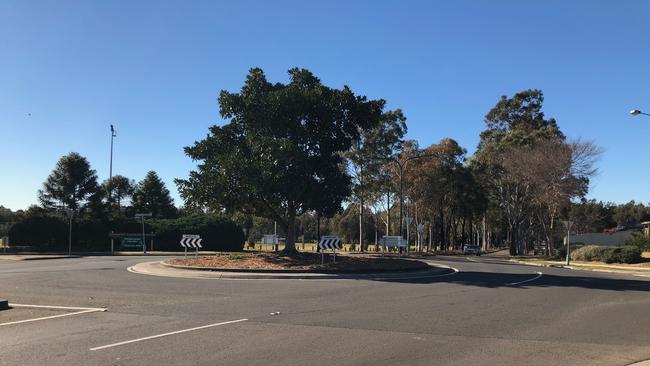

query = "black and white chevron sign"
[318,236,341,250]
[180,234,202,248]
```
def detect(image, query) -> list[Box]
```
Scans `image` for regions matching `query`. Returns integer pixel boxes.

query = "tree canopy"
[176,67,388,251]
[133,171,177,218]
[38,152,101,211]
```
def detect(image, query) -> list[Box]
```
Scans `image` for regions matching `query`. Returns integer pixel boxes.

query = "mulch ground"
[167,252,429,273]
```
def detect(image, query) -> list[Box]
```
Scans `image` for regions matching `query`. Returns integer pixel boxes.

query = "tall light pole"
[562,220,573,266]
[135,213,152,254]
[630,109,650,117]
[65,208,76,256]
[108,124,117,203]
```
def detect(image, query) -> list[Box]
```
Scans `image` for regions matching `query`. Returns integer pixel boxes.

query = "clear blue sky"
[2,0,649,210]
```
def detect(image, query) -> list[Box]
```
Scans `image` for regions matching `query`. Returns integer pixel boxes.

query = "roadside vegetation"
[3,68,649,256]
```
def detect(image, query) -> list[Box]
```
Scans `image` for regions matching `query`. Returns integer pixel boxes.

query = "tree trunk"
[359,195,364,252]
[284,213,297,252]
[386,190,390,236]
[374,221,379,252]
[482,215,487,250]
[508,226,516,256]
[316,213,321,253]
[429,222,433,253]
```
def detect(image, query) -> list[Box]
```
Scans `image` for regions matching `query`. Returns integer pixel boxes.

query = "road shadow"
[369,270,650,291]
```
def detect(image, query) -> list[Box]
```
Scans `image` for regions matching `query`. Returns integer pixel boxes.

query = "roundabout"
[128,258,459,280]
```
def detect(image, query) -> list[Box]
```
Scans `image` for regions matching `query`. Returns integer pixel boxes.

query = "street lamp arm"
[630,109,650,117]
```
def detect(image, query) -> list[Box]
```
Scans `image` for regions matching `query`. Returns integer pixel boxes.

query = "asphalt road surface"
[2,253,650,366]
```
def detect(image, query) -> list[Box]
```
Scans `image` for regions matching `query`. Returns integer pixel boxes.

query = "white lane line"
[10,303,106,311]
[465,257,478,262]
[506,271,543,286]
[0,304,107,327]
[90,318,248,351]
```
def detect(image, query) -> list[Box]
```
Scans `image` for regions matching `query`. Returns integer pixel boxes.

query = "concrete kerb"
[510,258,650,277]
[0,255,83,261]
[128,260,459,280]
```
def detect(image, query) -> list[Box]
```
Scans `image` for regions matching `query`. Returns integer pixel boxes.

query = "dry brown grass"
[167,252,428,273]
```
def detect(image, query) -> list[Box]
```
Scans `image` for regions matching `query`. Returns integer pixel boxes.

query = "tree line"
[177,68,603,254]
[2,68,616,255]
[36,152,177,219]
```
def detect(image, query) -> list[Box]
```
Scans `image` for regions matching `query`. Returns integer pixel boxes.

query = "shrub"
[8,215,68,251]
[555,244,585,260]
[625,231,650,252]
[151,214,244,252]
[570,245,641,264]
[7,213,244,253]
[605,246,641,264]
[571,245,611,262]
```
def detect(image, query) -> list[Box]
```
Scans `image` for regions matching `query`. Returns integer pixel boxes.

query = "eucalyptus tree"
[473,89,565,255]
[502,139,600,254]
[346,109,406,251]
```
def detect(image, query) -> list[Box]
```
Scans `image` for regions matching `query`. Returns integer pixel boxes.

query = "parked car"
[463,245,481,256]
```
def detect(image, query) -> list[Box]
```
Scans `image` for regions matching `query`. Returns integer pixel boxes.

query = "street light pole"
[134,213,152,254]
[388,153,436,239]
[65,208,75,256]
[562,220,573,266]
[108,125,116,203]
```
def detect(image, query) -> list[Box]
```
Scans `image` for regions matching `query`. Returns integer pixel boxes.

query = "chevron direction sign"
[318,235,342,264]
[318,236,341,250]
[181,235,202,248]
[181,234,202,257]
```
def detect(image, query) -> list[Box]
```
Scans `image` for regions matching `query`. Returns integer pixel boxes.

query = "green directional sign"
[121,237,144,250]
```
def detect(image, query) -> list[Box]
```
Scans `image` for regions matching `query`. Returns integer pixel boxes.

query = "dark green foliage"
[625,231,650,251]
[571,245,641,264]
[38,152,101,211]
[177,68,386,251]
[150,215,244,252]
[479,89,564,150]
[103,175,135,210]
[613,201,650,226]
[8,215,68,250]
[606,246,641,264]
[569,200,616,233]
[133,171,177,219]
[6,213,243,252]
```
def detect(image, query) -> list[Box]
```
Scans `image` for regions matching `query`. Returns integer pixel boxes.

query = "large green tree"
[474,90,565,255]
[102,175,135,210]
[176,68,385,252]
[38,152,101,211]
[133,171,177,218]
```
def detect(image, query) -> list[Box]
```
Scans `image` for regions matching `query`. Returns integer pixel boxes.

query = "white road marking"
[506,271,543,286]
[9,303,106,311]
[373,265,460,280]
[0,304,107,327]
[90,318,248,351]
[465,257,478,262]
